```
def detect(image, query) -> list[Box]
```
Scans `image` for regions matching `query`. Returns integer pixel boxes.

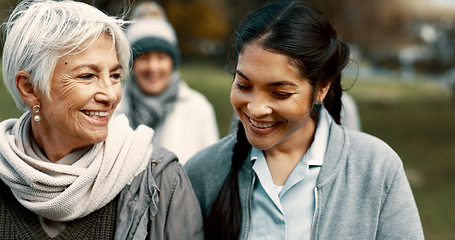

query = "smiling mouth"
[141,73,161,81]
[82,111,109,119]
[249,118,278,128]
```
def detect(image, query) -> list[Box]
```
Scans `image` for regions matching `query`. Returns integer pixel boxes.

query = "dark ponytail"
[324,74,343,124]
[322,41,351,124]
[204,122,250,239]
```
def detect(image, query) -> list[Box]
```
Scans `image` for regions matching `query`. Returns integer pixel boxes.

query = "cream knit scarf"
[0,112,154,222]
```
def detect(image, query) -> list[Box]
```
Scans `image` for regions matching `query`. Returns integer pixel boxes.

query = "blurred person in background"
[0,0,203,238]
[185,1,423,239]
[340,92,361,131]
[115,1,219,164]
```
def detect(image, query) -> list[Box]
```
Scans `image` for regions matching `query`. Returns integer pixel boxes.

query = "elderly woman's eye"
[111,73,121,81]
[78,74,95,80]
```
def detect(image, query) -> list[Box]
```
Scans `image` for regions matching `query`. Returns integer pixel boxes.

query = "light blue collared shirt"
[249,106,332,240]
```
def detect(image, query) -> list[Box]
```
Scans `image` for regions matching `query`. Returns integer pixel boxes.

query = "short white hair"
[2,0,131,111]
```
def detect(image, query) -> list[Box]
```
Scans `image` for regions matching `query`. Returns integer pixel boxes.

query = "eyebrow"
[72,64,123,72]
[110,64,123,72]
[235,70,249,81]
[235,70,298,87]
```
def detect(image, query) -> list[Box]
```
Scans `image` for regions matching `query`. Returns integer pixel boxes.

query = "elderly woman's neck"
[30,122,92,163]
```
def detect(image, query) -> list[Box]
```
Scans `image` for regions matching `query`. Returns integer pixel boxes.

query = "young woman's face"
[133,51,173,96]
[230,43,319,151]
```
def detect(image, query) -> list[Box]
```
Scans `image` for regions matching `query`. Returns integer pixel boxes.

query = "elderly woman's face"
[37,34,122,148]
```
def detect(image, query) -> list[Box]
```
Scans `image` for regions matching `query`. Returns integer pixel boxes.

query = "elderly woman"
[0,0,203,239]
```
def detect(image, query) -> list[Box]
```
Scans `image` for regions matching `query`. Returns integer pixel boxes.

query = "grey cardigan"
[185,123,424,239]
[116,144,204,240]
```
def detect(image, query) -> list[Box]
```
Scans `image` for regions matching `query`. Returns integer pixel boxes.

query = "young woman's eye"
[274,92,293,99]
[236,83,251,90]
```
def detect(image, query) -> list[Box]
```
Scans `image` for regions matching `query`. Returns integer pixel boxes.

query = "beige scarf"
[0,112,154,221]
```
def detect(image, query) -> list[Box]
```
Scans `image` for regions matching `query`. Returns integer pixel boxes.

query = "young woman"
[185,1,424,239]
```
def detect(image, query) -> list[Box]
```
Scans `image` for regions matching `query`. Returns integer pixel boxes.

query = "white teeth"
[250,118,275,128]
[83,111,109,118]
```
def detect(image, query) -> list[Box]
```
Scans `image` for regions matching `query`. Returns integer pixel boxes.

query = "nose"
[247,95,272,118]
[94,75,120,104]
[142,57,159,71]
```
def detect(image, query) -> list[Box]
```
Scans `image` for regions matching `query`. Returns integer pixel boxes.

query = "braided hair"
[205,1,350,239]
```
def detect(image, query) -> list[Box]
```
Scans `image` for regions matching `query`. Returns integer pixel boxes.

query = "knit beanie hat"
[126,17,181,69]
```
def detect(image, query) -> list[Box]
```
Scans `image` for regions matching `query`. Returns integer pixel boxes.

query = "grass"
[0,63,453,239]
[179,62,234,137]
[346,79,455,239]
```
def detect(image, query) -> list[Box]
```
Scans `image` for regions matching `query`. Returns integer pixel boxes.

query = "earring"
[319,97,323,103]
[32,105,40,122]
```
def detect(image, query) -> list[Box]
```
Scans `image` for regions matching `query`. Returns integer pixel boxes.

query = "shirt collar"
[307,104,332,166]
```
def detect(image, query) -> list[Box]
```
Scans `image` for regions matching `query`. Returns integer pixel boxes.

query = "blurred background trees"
[1,0,455,79]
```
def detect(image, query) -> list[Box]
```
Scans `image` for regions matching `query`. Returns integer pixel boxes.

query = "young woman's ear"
[15,71,40,107]
[315,82,332,103]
